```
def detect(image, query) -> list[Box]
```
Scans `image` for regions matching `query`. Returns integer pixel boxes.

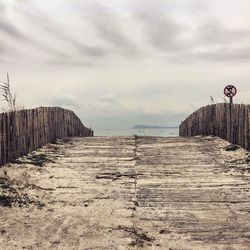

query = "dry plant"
[221,96,228,103]
[209,96,229,104]
[0,73,24,112]
[210,96,214,104]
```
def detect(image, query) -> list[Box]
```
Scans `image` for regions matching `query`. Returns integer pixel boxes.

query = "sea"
[94,128,179,137]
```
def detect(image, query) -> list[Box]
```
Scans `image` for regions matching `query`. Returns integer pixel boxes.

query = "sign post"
[224,85,237,143]
[224,85,237,104]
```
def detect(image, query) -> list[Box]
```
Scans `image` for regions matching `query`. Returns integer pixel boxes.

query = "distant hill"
[131,125,178,129]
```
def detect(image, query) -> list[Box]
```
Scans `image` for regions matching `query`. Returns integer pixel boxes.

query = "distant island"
[131,125,179,129]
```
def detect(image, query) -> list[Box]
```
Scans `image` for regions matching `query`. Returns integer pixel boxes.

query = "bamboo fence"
[179,103,250,150]
[0,107,93,165]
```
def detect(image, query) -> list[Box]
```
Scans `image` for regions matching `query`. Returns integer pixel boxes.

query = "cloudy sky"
[0,0,250,129]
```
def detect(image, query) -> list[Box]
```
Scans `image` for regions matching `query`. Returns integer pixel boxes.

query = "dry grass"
[0,73,24,112]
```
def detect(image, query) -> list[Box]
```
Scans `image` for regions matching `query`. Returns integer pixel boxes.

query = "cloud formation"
[2,0,250,64]
[89,5,140,56]
[0,3,26,42]
[22,6,108,61]
[1,0,250,129]
[134,3,190,53]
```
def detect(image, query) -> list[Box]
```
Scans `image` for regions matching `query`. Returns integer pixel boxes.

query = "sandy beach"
[0,136,250,249]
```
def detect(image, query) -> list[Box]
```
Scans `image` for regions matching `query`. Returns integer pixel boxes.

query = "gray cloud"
[2,0,250,64]
[98,94,123,112]
[0,10,71,63]
[2,0,250,131]
[134,1,192,53]
[95,24,137,55]
[20,6,108,64]
[46,59,93,67]
[186,19,250,62]
[193,46,250,62]
[0,3,4,14]
[0,2,91,65]
[0,42,12,61]
[75,45,107,58]
[0,2,28,41]
[99,93,118,103]
[31,14,107,57]
[132,1,250,63]
[87,3,141,56]
[139,15,186,52]
[197,21,250,46]
[0,16,27,41]
[49,94,79,109]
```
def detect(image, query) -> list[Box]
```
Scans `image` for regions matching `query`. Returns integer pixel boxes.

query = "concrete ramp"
[0,136,250,249]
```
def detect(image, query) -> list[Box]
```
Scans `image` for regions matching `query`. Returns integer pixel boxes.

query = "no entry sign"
[224,85,237,97]
[224,85,237,104]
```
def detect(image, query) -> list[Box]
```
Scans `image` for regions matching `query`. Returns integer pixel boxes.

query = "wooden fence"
[0,107,93,166]
[179,103,250,150]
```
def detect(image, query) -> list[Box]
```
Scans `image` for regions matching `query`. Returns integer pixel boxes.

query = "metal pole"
[229,96,233,143]
[229,101,232,143]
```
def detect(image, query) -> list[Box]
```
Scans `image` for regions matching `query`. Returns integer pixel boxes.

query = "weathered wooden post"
[224,85,237,143]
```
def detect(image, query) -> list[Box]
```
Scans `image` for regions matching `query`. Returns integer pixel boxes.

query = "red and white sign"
[224,85,237,98]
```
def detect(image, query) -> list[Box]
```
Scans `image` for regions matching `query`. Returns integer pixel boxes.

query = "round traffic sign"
[224,85,237,98]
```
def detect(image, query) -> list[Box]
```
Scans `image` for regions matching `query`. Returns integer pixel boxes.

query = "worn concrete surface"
[0,136,250,250]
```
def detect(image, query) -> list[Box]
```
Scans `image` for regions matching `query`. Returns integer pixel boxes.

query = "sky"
[0,0,250,129]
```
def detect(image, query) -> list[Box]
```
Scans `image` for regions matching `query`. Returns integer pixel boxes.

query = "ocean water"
[94,128,179,137]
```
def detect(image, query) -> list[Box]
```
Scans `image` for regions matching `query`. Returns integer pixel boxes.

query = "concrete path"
[0,136,250,249]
